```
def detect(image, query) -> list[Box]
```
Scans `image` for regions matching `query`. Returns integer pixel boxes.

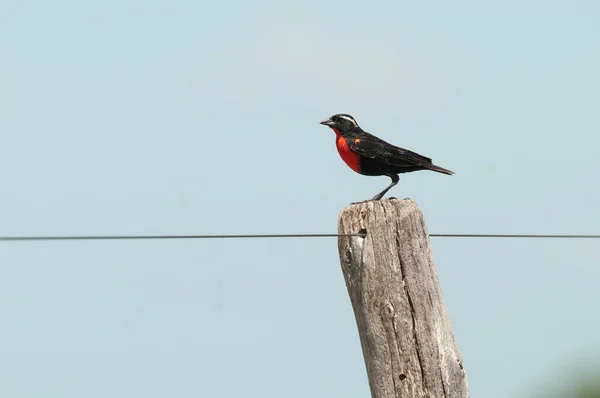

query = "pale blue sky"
[1,0,599,397]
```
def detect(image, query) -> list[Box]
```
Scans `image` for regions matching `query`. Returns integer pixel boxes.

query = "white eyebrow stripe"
[338,115,357,126]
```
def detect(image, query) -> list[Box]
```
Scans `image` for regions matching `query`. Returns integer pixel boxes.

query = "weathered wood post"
[337,198,468,398]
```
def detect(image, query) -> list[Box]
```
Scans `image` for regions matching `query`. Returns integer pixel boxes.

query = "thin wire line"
[0,233,598,242]
[429,234,600,239]
[0,233,362,241]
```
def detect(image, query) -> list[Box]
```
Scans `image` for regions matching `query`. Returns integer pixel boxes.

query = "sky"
[1,0,599,396]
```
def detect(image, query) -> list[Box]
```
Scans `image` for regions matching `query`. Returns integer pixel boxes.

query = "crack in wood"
[399,253,426,392]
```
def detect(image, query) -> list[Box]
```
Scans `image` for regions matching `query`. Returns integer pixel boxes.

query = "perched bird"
[320,113,453,201]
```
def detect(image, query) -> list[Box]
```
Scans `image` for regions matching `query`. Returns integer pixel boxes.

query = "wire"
[0,233,598,242]
[430,234,600,239]
[0,233,362,241]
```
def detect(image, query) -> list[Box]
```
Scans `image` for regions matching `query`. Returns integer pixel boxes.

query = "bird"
[320,113,453,201]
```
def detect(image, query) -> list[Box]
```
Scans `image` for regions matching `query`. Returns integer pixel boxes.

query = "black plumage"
[320,113,453,200]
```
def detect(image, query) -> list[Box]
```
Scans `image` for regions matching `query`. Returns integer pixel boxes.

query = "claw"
[350,200,369,205]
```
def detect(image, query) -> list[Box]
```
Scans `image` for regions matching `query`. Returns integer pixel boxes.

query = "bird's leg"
[371,174,399,201]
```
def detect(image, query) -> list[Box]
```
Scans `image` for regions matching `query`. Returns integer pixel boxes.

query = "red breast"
[333,128,361,174]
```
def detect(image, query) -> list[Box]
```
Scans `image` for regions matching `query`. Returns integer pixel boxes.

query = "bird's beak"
[320,118,333,126]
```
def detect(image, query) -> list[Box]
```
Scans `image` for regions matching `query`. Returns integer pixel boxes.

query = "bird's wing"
[348,132,433,167]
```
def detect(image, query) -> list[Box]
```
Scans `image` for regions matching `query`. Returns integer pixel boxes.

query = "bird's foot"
[350,198,381,205]
[351,195,398,205]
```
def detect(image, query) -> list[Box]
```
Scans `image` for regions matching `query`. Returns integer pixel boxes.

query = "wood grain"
[337,198,469,398]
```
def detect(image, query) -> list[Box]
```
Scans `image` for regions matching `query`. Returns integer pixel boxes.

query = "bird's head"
[320,114,359,132]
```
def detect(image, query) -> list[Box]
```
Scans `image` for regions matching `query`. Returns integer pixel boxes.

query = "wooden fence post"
[337,198,469,398]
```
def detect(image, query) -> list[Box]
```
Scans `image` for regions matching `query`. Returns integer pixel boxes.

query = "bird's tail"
[427,164,454,175]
